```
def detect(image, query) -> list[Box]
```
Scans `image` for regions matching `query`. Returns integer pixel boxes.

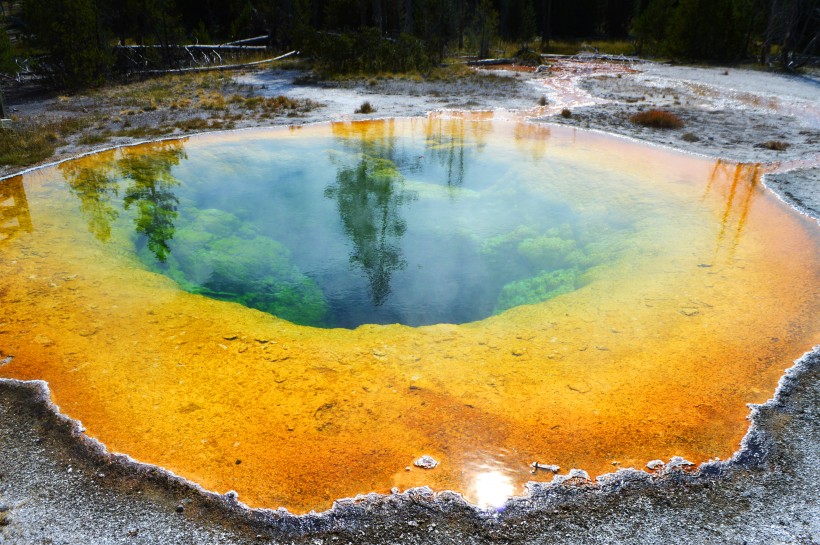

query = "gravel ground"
[1,58,819,544]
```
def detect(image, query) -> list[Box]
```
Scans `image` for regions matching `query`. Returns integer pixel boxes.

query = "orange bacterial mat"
[1,118,818,512]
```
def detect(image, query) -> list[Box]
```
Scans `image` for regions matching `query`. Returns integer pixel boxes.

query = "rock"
[646,459,665,470]
[596,468,653,486]
[552,469,591,484]
[414,455,439,469]
[665,456,695,471]
[34,335,53,346]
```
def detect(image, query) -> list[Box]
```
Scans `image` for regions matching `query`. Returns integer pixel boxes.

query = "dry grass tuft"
[0,123,59,166]
[355,101,376,114]
[560,108,572,118]
[629,109,684,129]
[757,140,789,151]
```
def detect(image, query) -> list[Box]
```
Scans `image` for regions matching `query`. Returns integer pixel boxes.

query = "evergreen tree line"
[2,0,818,88]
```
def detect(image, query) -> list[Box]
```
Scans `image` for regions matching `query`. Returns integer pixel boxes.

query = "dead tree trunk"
[404,0,414,34]
[0,87,7,119]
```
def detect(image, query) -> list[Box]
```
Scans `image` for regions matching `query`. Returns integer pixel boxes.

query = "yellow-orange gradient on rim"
[1,117,818,513]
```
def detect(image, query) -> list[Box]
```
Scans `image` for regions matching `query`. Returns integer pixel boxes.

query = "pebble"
[531,462,560,473]
[665,456,695,470]
[414,455,439,469]
[34,335,54,346]
[552,469,591,484]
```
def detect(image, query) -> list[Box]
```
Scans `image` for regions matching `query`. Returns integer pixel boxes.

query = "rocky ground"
[1,57,819,544]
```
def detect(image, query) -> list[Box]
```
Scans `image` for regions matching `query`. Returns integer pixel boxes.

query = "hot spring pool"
[1,116,818,512]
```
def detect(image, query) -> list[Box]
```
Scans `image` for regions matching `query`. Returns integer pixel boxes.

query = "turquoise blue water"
[56,121,633,328]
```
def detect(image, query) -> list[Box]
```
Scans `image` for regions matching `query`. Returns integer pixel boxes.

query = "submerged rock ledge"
[0,345,817,543]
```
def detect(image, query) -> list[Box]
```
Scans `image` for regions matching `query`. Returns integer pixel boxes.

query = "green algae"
[148,207,329,327]
[495,267,580,313]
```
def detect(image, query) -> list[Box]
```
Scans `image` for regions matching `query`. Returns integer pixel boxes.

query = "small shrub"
[629,109,684,129]
[175,118,211,131]
[199,93,227,110]
[757,140,789,151]
[681,132,700,142]
[538,96,548,106]
[54,116,94,136]
[355,101,376,114]
[560,108,572,118]
[77,131,112,146]
[113,125,172,139]
[515,48,542,67]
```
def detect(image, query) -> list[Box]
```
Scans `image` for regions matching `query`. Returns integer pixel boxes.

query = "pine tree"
[23,0,111,87]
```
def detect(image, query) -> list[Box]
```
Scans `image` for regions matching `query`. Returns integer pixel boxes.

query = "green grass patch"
[113,125,174,139]
[76,131,113,146]
[0,116,96,167]
[0,124,59,167]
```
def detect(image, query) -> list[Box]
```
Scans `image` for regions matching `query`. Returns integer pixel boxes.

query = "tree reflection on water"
[59,140,187,263]
[326,122,417,306]
[0,175,34,246]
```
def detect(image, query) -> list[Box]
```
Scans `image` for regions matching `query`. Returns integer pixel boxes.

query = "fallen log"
[221,35,269,47]
[133,50,298,76]
[114,44,268,52]
[466,58,516,66]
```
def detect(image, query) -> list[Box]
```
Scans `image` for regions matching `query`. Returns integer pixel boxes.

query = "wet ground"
[1,57,819,543]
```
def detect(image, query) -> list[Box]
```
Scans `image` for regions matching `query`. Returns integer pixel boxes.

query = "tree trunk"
[541,0,551,48]
[458,0,464,49]
[373,0,383,31]
[0,87,8,119]
[760,0,780,64]
[404,0,413,34]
